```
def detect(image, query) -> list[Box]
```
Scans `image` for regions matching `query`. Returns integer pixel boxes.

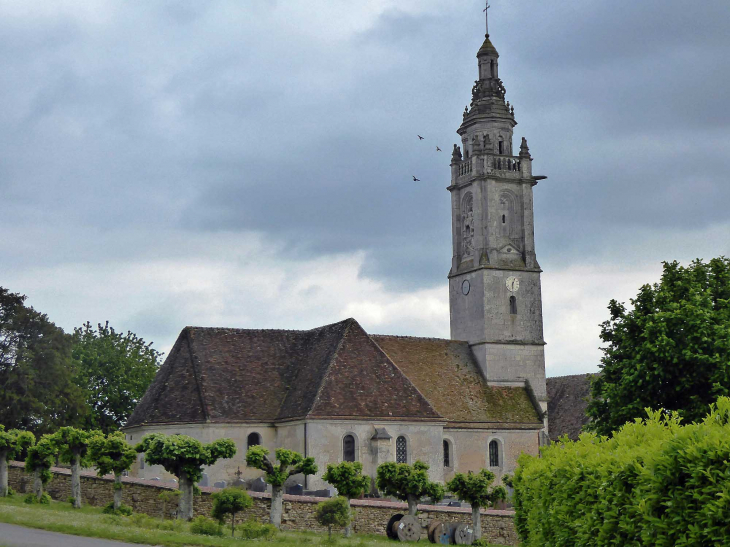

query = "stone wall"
[7,462,518,545]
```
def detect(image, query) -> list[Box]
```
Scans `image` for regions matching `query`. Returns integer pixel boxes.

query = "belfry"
[447,11,548,425]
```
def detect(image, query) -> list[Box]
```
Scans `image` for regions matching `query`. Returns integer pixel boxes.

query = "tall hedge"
[514,397,730,547]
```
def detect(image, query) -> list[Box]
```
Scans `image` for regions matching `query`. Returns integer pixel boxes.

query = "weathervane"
[483,2,490,36]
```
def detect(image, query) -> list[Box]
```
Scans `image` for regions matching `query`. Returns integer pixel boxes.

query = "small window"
[443,440,451,468]
[498,140,504,155]
[489,440,500,467]
[139,454,145,470]
[343,434,356,462]
[396,436,407,464]
[502,214,506,224]
[510,296,517,315]
[490,60,495,78]
[247,432,261,450]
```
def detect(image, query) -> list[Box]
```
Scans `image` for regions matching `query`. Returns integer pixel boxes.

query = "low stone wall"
[7,462,517,544]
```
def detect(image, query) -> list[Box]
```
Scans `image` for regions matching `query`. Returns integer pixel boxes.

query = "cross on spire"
[483,2,490,36]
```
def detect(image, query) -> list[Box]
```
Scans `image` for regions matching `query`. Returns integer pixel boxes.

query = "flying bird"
[436,146,442,151]
[417,135,424,140]
[412,176,421,181]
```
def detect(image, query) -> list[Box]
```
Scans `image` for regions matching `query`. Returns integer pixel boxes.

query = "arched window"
[443,440,451,468]
[510,296,517,315]
[498,139,504,155]
[396,436,407,463]
[489,440,500,467]
[247,432,261,450]
[343,434,356,462]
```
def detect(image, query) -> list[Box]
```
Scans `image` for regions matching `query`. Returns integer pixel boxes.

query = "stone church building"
[124,23,549,493]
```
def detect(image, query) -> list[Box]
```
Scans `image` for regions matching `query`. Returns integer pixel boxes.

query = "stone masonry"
[7,462,518,545]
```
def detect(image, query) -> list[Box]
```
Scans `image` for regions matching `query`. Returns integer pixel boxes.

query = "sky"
[1,0,728,377]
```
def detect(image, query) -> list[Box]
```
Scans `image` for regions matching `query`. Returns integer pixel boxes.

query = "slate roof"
[477,35,499,58]
[126,318,543,429]
[546,373,595,442]
[372,335,542,427]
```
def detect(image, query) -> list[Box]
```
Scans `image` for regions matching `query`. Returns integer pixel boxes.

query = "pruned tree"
[245,446,318,528]
[52,427,98,508]
[447,469,507,540]
[88,431,136,511]
[24,434,57,501]
[322,461,369,537]
[136,433,236,521]
[212,487,253,536]
[376,460,444,515]
[0,426,35,497]
[315,496,351,539]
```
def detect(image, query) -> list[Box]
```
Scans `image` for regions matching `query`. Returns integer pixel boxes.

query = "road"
[0,523,150,547]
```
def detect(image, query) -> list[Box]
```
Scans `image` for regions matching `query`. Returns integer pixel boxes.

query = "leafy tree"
[53,427,99,508]
[0,426,35,497]
[587,258,730,436]
[88,431,136,511]
[25,434,57,501]
[322,461,369,537]
[245,446,317,528]
[447,470,507,540]
[376,460,444,515]
[0,287,87,434]
[136,434,236,521]
[315,496,351,539]
[72,321,162,433]
[212,487,253,536]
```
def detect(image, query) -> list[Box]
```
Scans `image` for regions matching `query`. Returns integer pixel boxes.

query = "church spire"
[483,2,490,37]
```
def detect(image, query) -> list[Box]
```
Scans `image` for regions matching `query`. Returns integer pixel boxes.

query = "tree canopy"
[212,487,253,536]
[375,460,444,512]
[0,426,35,461]
[587,258,730,436]
[72,321,161,433]
[322,461,370,499]
[88,431,137,478]
[447,469,506,509]
[0,287,86,434]
[245,446,317,487]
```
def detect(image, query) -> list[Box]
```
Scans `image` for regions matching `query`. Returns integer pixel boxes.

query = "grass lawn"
[0,496,505,546]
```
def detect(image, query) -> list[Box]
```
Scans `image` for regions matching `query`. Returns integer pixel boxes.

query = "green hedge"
[513,397,730,547]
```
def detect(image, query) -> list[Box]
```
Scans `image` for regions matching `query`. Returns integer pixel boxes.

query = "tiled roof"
[371,335,542,426]
[126,319,440,428]
[546,373,595,442]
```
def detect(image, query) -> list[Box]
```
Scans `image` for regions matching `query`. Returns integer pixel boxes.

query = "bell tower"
[448,12,548,421]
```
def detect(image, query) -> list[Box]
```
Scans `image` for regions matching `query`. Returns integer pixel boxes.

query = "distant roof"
[547,374,595,442]
[126,319,543,429]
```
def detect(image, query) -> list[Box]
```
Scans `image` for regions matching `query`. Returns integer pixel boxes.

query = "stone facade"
[7,462,518,545]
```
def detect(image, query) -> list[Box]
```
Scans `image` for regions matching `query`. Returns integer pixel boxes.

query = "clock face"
[506,276,520,292]
[461,280,470,295]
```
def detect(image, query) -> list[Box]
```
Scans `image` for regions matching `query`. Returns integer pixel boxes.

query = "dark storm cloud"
[1,0,728,294]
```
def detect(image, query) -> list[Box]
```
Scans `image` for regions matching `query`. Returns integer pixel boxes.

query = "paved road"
[0,523,151,547]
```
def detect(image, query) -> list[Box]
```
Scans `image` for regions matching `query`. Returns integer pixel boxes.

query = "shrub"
[102,502,133,516]
[316,497,351,539]
[237,520,278,540]
[23,492,51,504]
[189,516,224,537]
[514,397,730,547]
[212,487,253,536]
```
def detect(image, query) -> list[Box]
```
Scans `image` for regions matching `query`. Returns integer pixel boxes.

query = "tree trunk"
[328,525,332,539]
[177,472,194,521]
[71,453,82,508]
[344,497,352,537]
[407,494,418,516]
[113,473,123,511]
[0,452,8,497]
[33,469,43,500]
[472,504,482,540]
[270,485,283,528]
[231,510,236,537]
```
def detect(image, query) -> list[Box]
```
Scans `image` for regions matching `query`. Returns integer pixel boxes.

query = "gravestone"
[286,483,304,496]
[304,488,332,498]
[250,477,267,492]
[199,473,209,487]
[214,480,227,489]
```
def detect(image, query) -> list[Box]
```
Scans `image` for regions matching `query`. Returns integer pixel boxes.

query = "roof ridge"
[547,373,596,380]
[371,333,460,343]
[185,328,211,422]
[183,318,353,336]
[306,319,356,418]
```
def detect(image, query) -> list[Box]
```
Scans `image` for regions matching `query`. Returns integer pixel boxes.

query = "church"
[124,21,549,493]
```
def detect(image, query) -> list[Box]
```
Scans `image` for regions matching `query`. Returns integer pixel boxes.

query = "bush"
[513,397,730,547]
[236,520,278,540]
[6,487,15,497]
[316,497,351,538]
[189,516,224,537]
[23,493,51,504]
[212,487,253,536]
[102,502,132,516]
